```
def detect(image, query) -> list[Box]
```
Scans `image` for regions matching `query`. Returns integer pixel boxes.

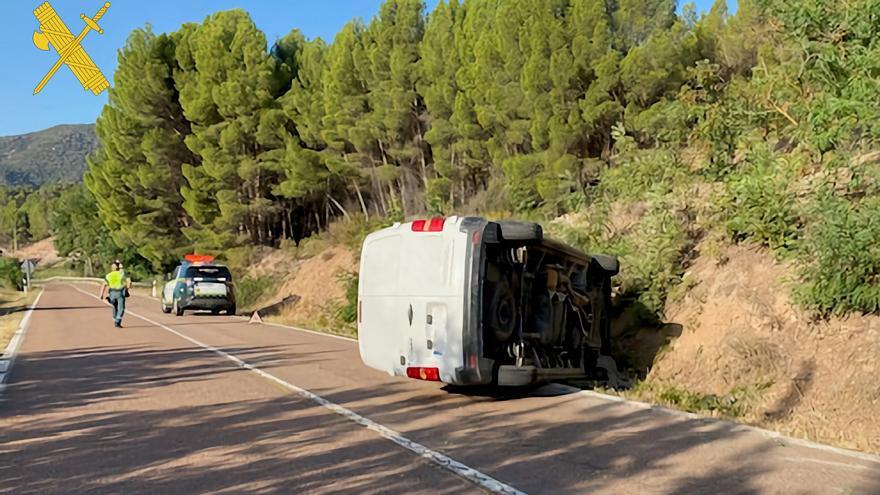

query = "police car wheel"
[173,300,184,316]
[161,302,171,314]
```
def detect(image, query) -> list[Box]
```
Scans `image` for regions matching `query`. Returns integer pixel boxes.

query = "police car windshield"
[185,266,232,280]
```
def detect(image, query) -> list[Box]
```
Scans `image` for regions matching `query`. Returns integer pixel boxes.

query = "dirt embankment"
[250,246,357,330]
[639,243,880,454]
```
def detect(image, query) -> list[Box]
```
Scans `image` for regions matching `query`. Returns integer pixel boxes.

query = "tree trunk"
[397,176,409,219]
[415,112,429,187]
[327,194,351,220]
[353,180,368,217]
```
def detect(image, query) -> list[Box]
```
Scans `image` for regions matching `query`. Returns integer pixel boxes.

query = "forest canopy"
[74,0,880,315]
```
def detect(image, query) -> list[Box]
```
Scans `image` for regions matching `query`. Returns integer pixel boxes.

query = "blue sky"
[1,0,729,136]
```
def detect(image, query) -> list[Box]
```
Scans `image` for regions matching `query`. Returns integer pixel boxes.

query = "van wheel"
[496,221,542,241]
[488,286,516,342]
[226,306,236,316]
[173,300,184,316]
[211,308,220,315]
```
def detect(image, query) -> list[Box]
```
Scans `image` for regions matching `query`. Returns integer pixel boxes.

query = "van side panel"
[358,232,402,375]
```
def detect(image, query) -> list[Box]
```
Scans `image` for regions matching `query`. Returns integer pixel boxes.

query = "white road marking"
[0,289,44,395]
[779,457,879,472]
[260,320,357,343]
[67,284,526,495]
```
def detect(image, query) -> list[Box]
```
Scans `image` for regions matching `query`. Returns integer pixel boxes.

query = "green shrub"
[425,177,452,215]
[794,195,880,314]
[601,149,692,202]
[335,271,359,326]
[651,384,754,418]
[0,257,23,290]
[550,198,693,317]
[619,202,693,314]
[720,150,800,252]
[235,275,276,311]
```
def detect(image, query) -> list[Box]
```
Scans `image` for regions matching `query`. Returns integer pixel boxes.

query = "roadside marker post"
[20,260,35,295]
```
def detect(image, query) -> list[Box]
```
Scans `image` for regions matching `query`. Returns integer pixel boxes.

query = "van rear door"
[397,229,460,375]
[358,218,466,382]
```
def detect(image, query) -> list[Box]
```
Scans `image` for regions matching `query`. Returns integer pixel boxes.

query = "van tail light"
[427,217,445,231]
[406,367,440,381]
[411,217,445,232]
[358,300,362,323]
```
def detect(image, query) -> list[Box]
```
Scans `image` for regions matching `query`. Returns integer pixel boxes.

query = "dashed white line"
[67,284,527,495]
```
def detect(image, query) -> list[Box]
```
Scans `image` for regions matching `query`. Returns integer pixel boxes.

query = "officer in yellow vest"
[99,260,131,328]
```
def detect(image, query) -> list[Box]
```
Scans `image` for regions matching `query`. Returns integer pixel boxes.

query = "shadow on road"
[0,344,306,414]
[2,341,878,494]
[1,344,442,494]
[317,380,880,494]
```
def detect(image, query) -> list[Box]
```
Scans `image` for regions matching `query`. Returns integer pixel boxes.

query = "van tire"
[591,254,620,276]
[497,221,543,242]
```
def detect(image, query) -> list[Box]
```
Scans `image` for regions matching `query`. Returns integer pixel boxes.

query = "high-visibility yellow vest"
[105,270,127,290]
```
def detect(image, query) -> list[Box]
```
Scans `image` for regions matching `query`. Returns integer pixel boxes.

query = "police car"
[161,254,237,316]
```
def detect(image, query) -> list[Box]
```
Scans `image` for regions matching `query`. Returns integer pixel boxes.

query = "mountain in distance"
[0,124,97,186]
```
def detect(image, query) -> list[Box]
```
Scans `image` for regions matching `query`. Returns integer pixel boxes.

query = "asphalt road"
[1,283,878,494]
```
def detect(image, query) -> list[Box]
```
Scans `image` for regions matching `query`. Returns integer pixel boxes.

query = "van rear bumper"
[496,365,585,387]
[453,359,494,385]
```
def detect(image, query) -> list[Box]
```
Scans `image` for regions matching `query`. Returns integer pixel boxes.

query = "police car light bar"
[184,254,215,264]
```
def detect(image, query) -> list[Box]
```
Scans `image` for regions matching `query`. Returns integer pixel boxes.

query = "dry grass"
[0,289,38,352]
[267,246,357,333]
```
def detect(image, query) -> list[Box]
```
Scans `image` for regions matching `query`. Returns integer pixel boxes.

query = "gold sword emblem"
[32,2,111,96]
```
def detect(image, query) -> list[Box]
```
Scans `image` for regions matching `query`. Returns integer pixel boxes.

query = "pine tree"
[419,0,461,212]
[175,10,293,249]
[362,0,429,216]
[320,20,386,222]
[85,28,196,269]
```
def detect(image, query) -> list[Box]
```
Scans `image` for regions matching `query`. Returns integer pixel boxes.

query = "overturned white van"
[357,216,620,386]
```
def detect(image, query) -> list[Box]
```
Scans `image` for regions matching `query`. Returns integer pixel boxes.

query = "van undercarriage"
[477,221,619,386]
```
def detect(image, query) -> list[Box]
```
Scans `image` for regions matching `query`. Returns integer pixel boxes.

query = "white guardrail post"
[151,280,157,298]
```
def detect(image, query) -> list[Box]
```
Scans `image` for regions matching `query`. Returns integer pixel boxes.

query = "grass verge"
[0,289,38,352]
